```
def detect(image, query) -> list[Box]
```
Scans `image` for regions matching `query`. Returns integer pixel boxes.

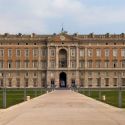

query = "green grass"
[0,88,47,108]
[78,88,125,108]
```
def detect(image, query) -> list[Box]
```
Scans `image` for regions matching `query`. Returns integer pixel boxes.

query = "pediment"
[47,33,78,42]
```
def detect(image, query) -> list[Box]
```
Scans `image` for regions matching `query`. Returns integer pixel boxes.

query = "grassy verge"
[78,88,125,108]
[0,88,47,108]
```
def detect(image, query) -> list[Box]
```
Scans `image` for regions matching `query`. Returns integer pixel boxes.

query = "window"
[113,49,118,57]
[33,79,37,87]
[0,49,4,57]
[16,49,21,57]
[33,49,38,57]
[16,79,20,87]
[122,60,125,68]
[121,49,125,57]
[96,49,101,57]
[24,61,29,68]
[97,78,101,86]
[41,61,46,68]
[34,72,37,77]
[8,61,12,68]
[50,61,55,68]
[8,49,12,57]
[25,49,29,57]
[0,79,3,87]
[105,61,109,68]
[71,48,76,57]
[0,72,3,77]
[105,49,110,57]
[32,61,38,68]
[50,49,55,56]
[16,61,20,68]
[113,78,117,86]
[71,61,76,68]
[87,49,93,57]
[105,78,109,86]
[87,60,93,68]
[113,61,118,68]
[79,49,84,57]
[79,61,84,68]
[41,49,46,57]
[88,72,92,77]
[88,78,92,87]
[96,61,101,68]
[25,72,29,77]
[8,79,12,87]
[25,79,28,87]
[0,61,3,68]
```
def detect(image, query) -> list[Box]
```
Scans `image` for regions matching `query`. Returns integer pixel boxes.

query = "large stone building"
[0,32,125,88]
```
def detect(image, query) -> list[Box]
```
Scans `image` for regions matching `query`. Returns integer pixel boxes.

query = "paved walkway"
[0,90,125,125]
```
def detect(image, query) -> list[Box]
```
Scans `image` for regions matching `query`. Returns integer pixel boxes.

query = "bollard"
[26,96,30,101]
[102,95,106,101]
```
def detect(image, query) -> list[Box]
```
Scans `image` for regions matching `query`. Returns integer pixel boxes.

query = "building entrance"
[59,72,67,88]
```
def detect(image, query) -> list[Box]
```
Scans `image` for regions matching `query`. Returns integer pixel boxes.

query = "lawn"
[0,88,47,108]
[78,88,125,108]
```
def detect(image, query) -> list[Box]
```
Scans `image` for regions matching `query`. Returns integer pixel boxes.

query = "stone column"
[76,46,79,69]
[38,47,41,69]
[68,47,70,68]
[85,47,88,68]
[47,46,50,69]
[56,46,58,68]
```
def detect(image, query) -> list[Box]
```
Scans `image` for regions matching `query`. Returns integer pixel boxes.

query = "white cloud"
[0,0,125,34]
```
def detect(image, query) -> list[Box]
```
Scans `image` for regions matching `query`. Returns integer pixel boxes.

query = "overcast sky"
[0,0,125,34]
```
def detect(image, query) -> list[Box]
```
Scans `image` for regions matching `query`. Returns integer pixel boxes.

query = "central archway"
[59,72,67,88]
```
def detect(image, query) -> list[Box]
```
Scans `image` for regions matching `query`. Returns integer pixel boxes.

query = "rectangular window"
[8,79,12,87]
[105,78,109,86]
[41,61,46,68]
[16,49,21,57]
[87,49,93,57]
[71,61,76,68]
[41,49,46,57]
[0,61,3,68]
[0,79,3,87]
[25,49,29,57]
[32,61,38,68]
[113,78,117,86]
[87,60,93,68]
[25,79,28,87]
[104,61,109,68]
[88,78,92,87]
[16,61,20,68]
[96,49,101,57]
[96,61,101,68]
[8,49,12,57]
[121,49,125,57]
[25,61,29,68]
[79,61,84,68]
[113,60,118,68]
[33,49,38,57]
[51,61,55,68]
[105,49,110,57]
[0,49,4,57]
[122,61,125,68]
[113,49,118,57]
[50,49,55,56]
[16,79,20,87]
[8,61,12,68]
[79,49,84,57]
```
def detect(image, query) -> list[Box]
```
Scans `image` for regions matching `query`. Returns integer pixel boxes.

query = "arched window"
[59,49,67,68]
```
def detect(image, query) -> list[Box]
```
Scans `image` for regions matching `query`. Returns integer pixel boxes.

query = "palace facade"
[0,32,125,88]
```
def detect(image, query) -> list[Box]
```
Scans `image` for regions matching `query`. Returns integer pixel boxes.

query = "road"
[0,90,125,125]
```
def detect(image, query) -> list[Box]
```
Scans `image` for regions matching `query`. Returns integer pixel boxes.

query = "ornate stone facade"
[0,32,125,88]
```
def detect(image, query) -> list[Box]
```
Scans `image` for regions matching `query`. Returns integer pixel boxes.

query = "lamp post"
[3,72,6,108]
[118,72,122,108]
